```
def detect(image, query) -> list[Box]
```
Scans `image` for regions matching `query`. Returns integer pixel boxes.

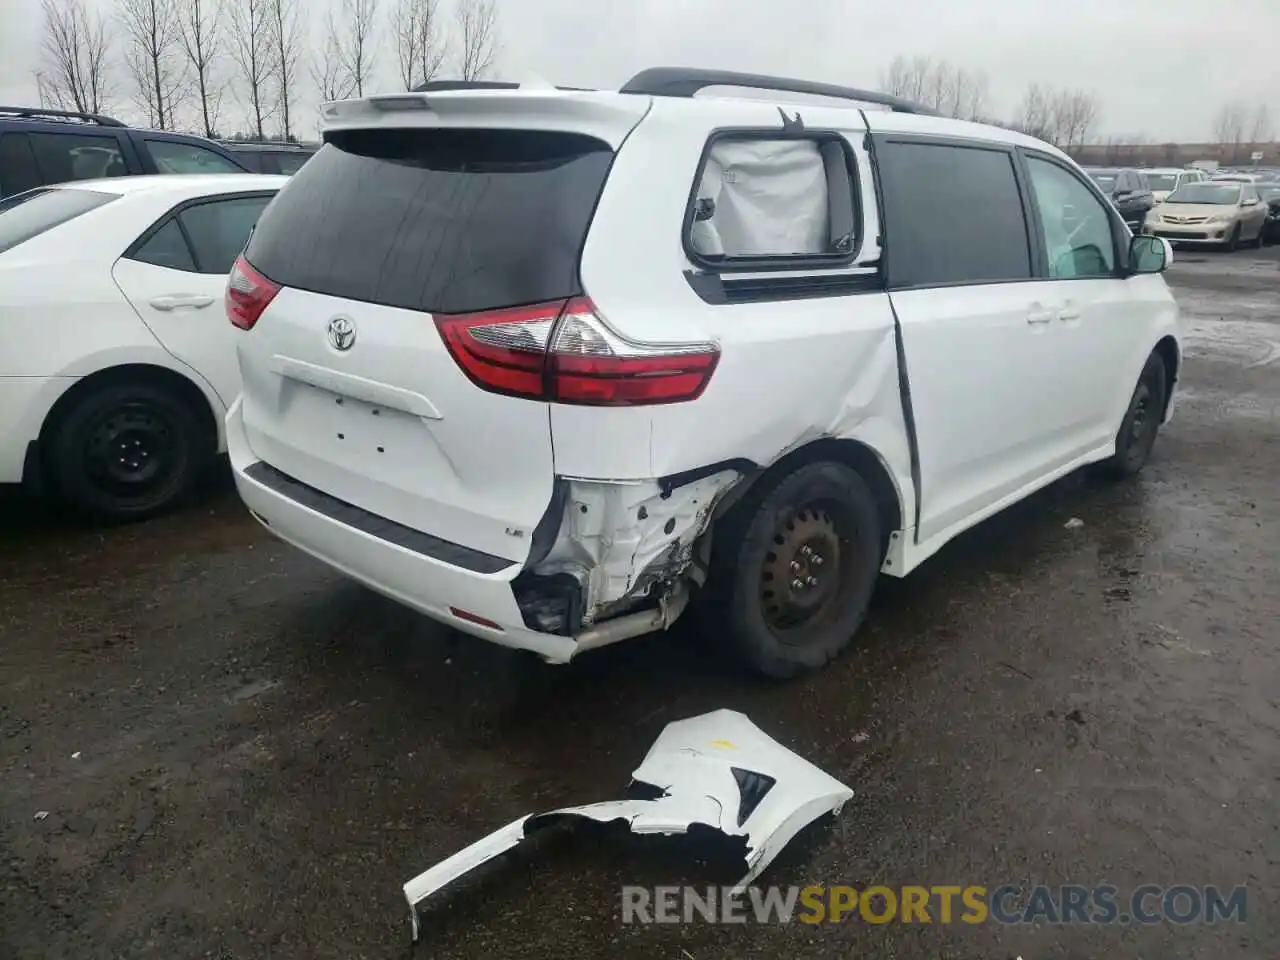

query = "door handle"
[1058,308,1082,321]
[1026,309,1055,325]
[149,294,215,311]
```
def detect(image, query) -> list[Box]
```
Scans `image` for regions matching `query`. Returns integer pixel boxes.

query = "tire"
[1224,223,1241,252]
[1096,354,1167,481]
[1251,222,1266,249]
[700,461,882,680]
[47,381,211,521]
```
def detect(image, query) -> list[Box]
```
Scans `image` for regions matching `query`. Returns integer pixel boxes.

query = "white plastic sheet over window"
[690,139,831,258]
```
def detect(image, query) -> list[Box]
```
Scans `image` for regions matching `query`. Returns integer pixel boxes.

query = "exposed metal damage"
[514,469,743,644]
[402,710,853,941]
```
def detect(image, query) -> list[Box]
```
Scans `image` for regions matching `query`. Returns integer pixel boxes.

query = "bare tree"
[1014,83,1054,141]
[393,0,447,90]
[880,54,932,104]
[455,0,496,82]
[880,55,989,122]
[177,0,223,136]
[334,0,380,98]
[943,68,986,122]
[1051,89,1100,150]
[267,0,303,139]
[312,17,354,101]
[1249,104,1273,149]
[226,0,276,138]
[1009,84,1100,148]
[36,0,112,115]
[118,0,188,129]
[1212,102,1248,164]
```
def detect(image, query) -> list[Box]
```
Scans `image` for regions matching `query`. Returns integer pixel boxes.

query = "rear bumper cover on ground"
[401,710,854,940]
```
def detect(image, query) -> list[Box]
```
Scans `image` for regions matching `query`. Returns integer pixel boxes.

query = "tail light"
[226,255,281,330]
[435,297,719,406]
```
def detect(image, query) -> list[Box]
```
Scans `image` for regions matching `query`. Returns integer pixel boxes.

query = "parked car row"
[0,106,314,198]
[0,71,1185,678]
[1082,162,1277,250]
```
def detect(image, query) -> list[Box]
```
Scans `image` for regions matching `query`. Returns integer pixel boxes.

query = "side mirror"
[1129,234,1172,274]
[1242,197,1259,207]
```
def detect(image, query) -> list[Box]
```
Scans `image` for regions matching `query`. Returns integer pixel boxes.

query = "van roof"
[321,67,1064,159]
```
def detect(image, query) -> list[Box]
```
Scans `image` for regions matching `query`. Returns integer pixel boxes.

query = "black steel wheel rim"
[758,502,858,642]
[1125,384,1158,465]
[83,402,178,496]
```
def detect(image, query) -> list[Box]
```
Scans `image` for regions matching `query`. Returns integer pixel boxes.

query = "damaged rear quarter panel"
[545,297,915,609]
[532,471,739,620]
[644,299,912,498]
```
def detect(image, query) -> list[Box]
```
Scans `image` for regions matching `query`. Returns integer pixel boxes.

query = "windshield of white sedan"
[0,186,117,254]
[1167,184,1241,205]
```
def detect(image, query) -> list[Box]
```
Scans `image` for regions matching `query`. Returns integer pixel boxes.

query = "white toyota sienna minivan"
[226,68,1183,679]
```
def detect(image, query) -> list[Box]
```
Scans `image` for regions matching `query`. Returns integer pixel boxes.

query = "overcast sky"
[1,0,1277,142]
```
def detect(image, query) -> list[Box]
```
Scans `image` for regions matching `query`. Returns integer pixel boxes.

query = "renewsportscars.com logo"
[620,884,1248,926]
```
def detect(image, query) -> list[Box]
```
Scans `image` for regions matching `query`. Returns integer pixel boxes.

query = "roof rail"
[0,105,125,127]
[618,68,939,116]
[410,79,597,93]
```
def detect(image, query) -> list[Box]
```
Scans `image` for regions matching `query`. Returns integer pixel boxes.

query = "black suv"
[1083,167,1155,232]
[0,106,252,199]
[217,140,316,175]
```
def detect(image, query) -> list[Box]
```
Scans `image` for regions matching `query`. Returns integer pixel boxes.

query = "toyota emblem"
[327,316,356,351]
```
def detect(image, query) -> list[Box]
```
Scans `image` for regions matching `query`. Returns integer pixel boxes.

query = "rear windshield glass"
[243,128,614,315]
[0,187,116,254]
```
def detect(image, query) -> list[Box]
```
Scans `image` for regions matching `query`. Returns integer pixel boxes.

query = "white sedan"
[0,173,287,519]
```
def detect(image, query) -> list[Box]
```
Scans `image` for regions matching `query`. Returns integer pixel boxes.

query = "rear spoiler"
[319,91,652,151]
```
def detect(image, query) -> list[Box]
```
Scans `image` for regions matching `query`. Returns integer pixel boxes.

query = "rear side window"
[878,140,1032,288]
[273,151,310,175]
[28,132,127,184]
[0,133,43,198]
[180,196,273,273]
[0,187,116,254]
[128,195,274,274]
[244,129,614,315]
[686,136,859,265]
[131,218,197,272]
[228,150,264,173]
[145,139,245,174]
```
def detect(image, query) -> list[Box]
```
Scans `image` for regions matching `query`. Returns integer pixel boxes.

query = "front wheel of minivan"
[1096,354,1167,481]
[701,462,881,680]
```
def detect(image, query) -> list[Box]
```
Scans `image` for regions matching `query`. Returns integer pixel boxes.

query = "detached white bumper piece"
[402,709,853,940]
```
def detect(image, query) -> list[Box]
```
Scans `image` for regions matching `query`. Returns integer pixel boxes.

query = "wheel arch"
[1152,335,1180,420]
[35,363,221,478]
[713,437,905,556]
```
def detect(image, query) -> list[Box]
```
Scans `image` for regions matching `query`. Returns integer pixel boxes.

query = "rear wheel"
[1096,354,1167,481]
[47,382,211,521]
[701,461,881,680]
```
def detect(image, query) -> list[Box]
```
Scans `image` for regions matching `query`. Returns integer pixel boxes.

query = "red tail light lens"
[226,255,281,330]
[435,297,719,406]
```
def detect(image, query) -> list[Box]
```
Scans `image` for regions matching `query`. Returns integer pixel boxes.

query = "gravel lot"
[3,246,1278,959]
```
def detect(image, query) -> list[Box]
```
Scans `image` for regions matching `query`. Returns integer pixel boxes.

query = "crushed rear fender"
[402,709,852,939]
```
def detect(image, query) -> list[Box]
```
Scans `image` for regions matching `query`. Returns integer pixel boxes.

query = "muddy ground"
[2,247,1278,959]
